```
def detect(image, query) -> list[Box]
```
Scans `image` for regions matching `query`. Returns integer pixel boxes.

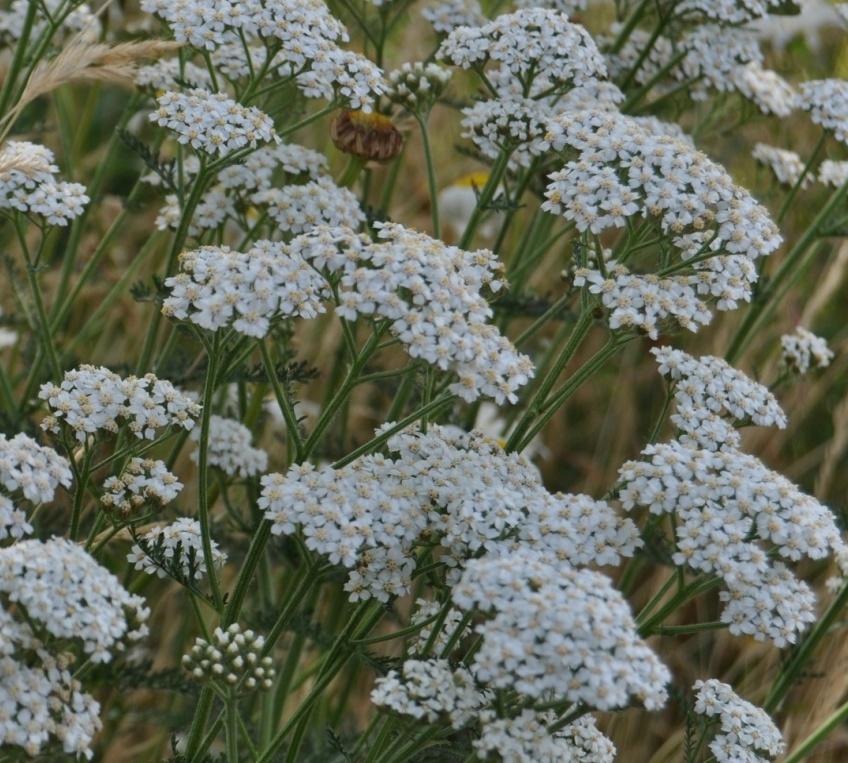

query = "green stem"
[782,697,848,763]
[0,0,37,118]
[777,132,825,224]
[505,311,593,452]
[225,691,239,763]
[198,332,224,610]
[727,175,848,363]
[259,339,304,463]
[765,580,848,712]
[415,113,440,238]
[458,150,510,249]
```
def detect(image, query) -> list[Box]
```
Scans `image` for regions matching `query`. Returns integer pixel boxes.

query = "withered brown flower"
[330,110,404,162]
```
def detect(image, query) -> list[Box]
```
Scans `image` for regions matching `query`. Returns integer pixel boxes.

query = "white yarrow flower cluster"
[438,8,607,92]
[461,97,552,169]
[39,365,201,441]
[652,346,787,449]
[732,63,797,117]
[453,549,671,709]
[190,415,268,478]
[619,439,842,645]
[0,538,150,662]
[291,224,533,403]
[819,159,848,187]
[752,143,808,187]
[544,110,781,259]
[101,458,183,515]
[0,645,102,759]
[780,326,834,374]
[422,0,484,34]
[693,679,785,762]
[0,431,72,504]
[799,79,848,145]
[261,425,639,601]
[150,89,278,157]
[254,177,365,235]
[475,709,616,763]
[128,517,227,580]
[0,140,89,225]
[574,264,712,339]
[371,659,486,727]
[162,241,328,337]
[135,57,212,90]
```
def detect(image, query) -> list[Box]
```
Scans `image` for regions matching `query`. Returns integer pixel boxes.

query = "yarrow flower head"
[290,224,533,403]
[190,415,268,478]
[544,110,782,317]
[619,439,842,645]
[128,517,227,581]
[461,97,552,169]
[0,637,102,758]
[40,365,201,442]
[162,240,329,338]
[799,79,848,145]
[0,431,72,504]
[101,458,183,516]
[438,8,607,94]
[0,538,150,662]
[752,143,809,187]
[150,89,278,157]
[254,177,365,235]
[693,679,785,762]
[651,346,787,449]
[183,623,275,692]
[453,548,671,709]
[422,0,484,34]
[371,659,486,728]
[780,326,834,374]
[260,425,639,602]
[0,140,88,225]
[135,57,212,90]
[475,709,616,763]
[574,263,712,339]
[819,159,848,187]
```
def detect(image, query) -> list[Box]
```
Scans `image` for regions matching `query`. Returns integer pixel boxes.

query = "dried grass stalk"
[0,37,181,134]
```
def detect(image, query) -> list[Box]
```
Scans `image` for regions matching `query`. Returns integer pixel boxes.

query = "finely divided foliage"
[0,0,845,760]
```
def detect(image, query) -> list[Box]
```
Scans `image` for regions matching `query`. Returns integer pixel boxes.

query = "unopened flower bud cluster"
[387,62,451,112]
[183,624,275,691]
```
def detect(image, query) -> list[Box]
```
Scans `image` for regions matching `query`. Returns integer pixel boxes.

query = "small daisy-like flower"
[162,240,329,338]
